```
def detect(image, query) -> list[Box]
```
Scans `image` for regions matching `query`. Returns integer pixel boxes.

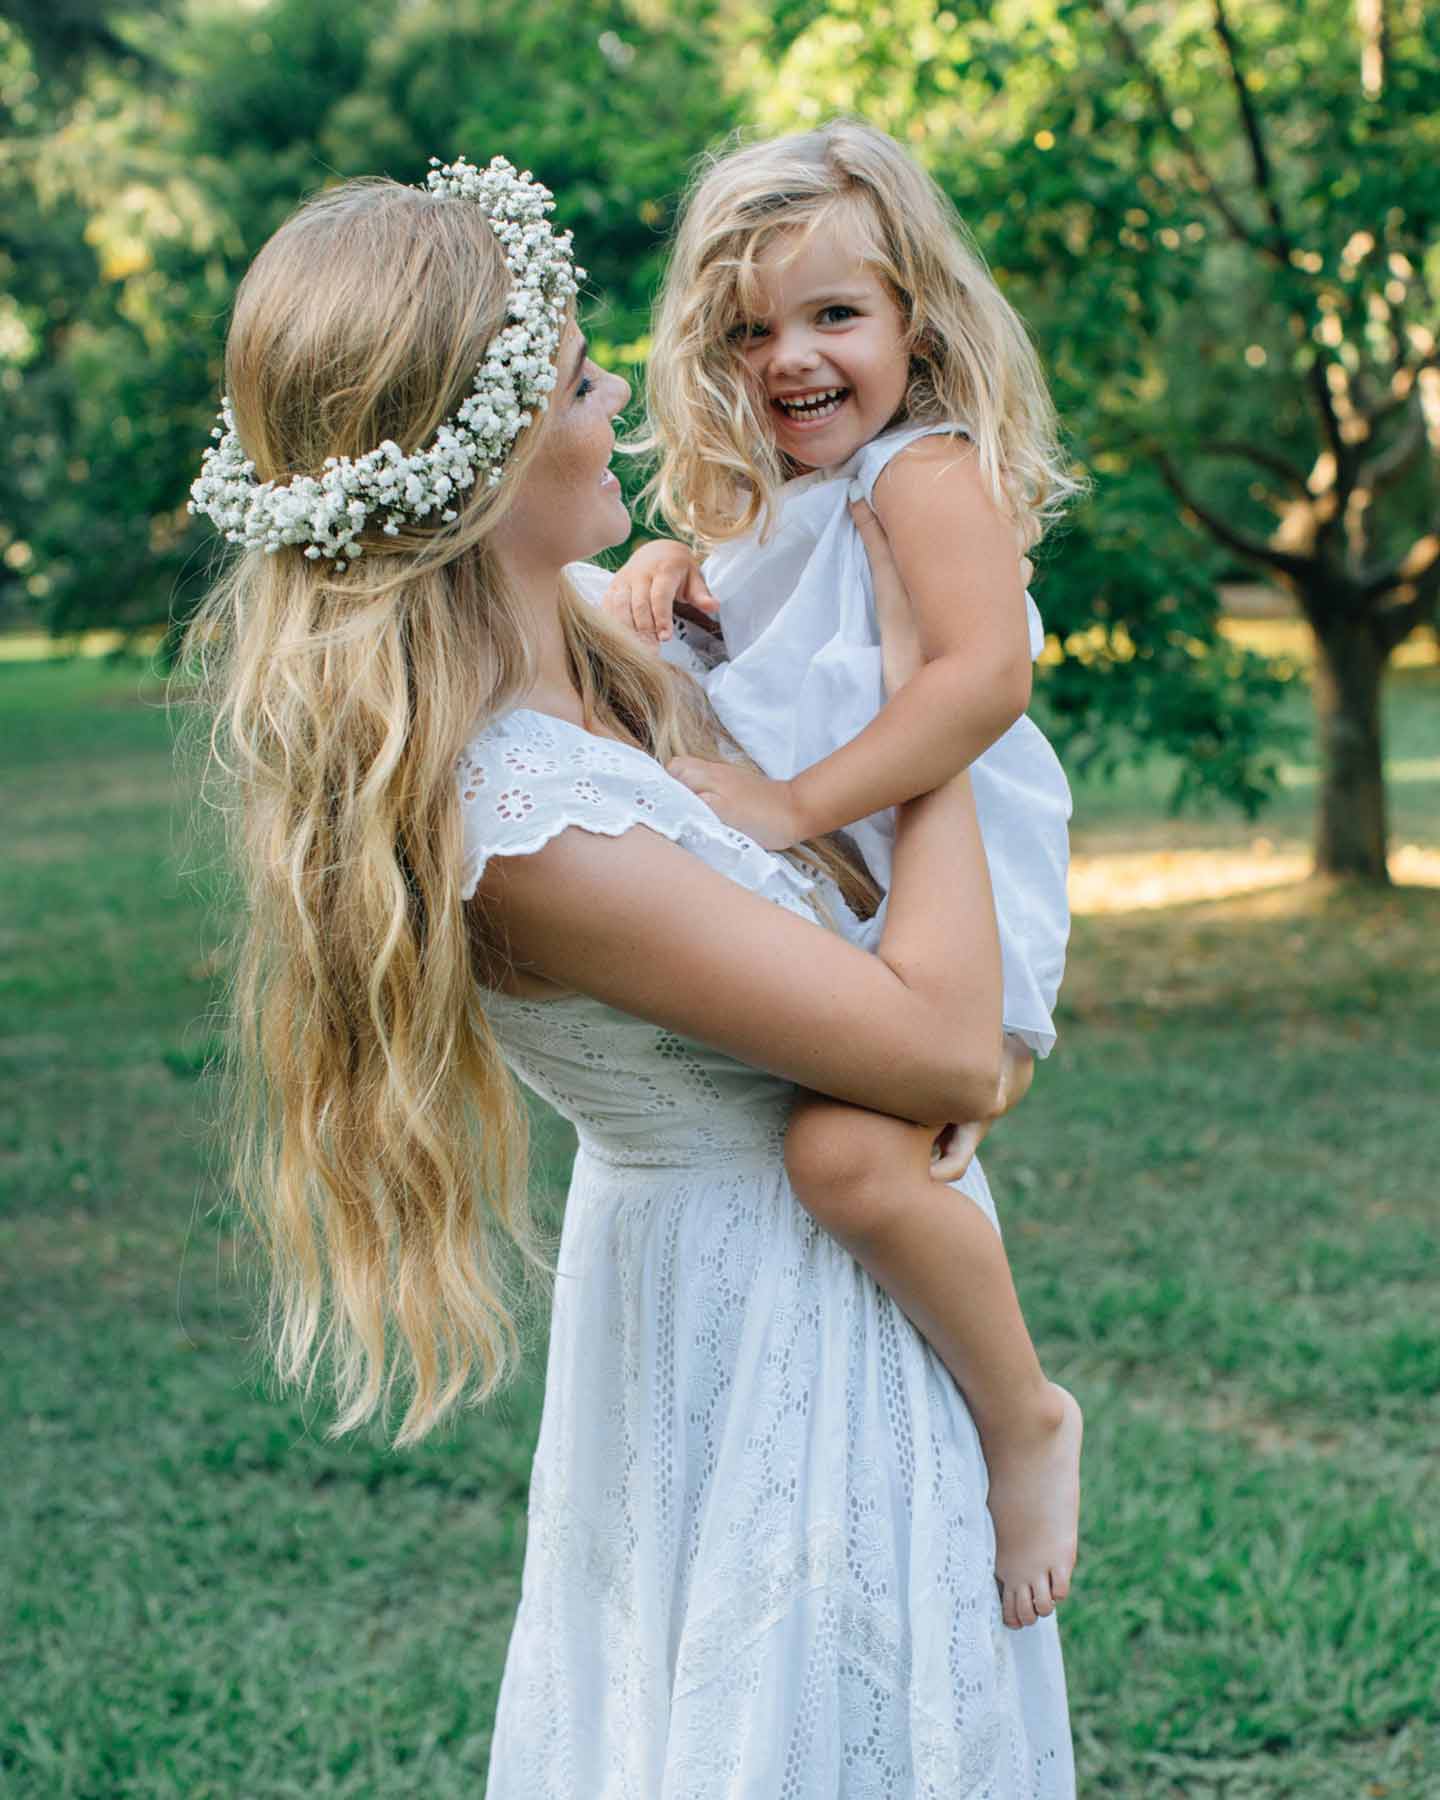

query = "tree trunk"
[1308,608,1390,882]
[1357,0,1388,99]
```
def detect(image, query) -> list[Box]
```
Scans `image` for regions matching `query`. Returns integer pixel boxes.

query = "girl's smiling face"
[732,219,911,471]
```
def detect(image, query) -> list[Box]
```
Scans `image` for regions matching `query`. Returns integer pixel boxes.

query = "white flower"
[189,155,582,565]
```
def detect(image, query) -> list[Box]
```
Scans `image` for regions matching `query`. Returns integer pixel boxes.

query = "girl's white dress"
[462,707,1073,1798]
[700,420,1071,1056]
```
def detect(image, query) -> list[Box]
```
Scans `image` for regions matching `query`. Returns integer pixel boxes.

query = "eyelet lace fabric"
[459,710,1073,1797]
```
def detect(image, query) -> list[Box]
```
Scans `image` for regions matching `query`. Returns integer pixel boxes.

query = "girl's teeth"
[776,388,847,421]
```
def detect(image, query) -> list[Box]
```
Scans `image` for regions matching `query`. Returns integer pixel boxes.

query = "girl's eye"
[819,305,858,324]
[727,320,769,345]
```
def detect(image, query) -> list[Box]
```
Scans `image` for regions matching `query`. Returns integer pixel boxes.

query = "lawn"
[2,649,1438,1798]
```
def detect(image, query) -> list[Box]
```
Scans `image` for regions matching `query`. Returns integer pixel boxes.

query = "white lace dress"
[460,708,1073,1799]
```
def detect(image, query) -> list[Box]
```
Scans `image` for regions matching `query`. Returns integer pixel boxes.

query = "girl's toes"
[1050,1564,1072,1604]
[1006,1581,1038,1630]
[1031,1573,1055,1618]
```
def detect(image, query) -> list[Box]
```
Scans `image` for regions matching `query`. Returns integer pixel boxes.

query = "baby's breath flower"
[187,156,585,566]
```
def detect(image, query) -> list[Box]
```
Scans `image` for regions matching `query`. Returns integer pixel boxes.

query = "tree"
[729,0,1299,821]
[7,0,1432,852]
[0,2,224,634]
[735,0,1438,877]
[1082,0,1440,882]
[738,0,1432,871]
[0,0,737,636]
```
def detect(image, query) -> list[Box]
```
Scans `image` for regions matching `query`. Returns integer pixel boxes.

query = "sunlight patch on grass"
[1036,615,1439,673]
[0,628,165,661]
[1280,754,1440,788]
[1218,616,1439,670]
[1071,842,1308,913]
[1071,841,1440,913]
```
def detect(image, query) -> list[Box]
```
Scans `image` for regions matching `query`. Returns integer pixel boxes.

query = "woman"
[186,157,1074,1796]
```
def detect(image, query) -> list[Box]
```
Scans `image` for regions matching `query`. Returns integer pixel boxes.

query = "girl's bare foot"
[983,1382,1083,1630]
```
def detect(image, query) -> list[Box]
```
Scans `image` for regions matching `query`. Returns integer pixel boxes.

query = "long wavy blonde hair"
[183,175,871,1447]
[643,118,1081,548]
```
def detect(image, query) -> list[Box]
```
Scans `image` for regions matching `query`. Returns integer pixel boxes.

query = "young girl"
[597,119,1082,1625]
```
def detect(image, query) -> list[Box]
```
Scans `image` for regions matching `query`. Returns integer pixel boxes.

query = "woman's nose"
[607,369,632,414]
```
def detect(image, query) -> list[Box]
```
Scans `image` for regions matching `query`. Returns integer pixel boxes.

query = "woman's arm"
[475,765,1003,1127]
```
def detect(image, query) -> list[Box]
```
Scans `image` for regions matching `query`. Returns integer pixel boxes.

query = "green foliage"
[742,0,1439,819]
[6,0,1437,818]
[2,0,167,82]
[1035,464,1298,817]
[1,0,733,633]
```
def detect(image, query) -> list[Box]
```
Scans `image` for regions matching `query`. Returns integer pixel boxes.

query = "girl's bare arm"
[670,439,1035,849]
[789,437,1033,835]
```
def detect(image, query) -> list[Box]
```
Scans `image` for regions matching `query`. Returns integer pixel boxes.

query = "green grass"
[3,654,1438,1797]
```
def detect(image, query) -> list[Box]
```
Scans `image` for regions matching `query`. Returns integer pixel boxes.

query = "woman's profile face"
[495,321,632,573]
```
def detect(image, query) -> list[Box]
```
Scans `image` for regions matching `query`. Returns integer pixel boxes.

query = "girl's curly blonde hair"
[642,119,1081,549]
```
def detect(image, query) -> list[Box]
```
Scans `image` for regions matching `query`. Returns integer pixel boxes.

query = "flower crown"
[188,156,584,571]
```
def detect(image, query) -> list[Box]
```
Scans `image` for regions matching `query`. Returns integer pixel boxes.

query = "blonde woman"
[187,158,1074,1794]
[599,119,1083,1628]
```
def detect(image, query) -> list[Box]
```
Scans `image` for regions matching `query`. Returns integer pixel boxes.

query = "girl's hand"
[667,756,807,851]
[850,497,922,698]
[601,537,719,647]
[929,1036,1036,1182]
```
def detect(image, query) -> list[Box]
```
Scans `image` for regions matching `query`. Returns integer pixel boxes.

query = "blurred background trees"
[3,0,1436,880]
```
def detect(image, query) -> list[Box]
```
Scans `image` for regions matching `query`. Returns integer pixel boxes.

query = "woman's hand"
[850,497,922,699]
[928,1036,1036,1182]
[601,537,718,646]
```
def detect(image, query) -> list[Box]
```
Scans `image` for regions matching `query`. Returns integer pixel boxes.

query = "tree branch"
[1359,325,1440,428]
[1375,558,1440,652]
[1357,411,1427,496]
[1206,1,1355,486]
[1212,0,1291,258]
[1198,439,1310,494]
[1087,0,1265,253]
[1357,0,1389,101]
[1359,527,1440,603]
[1153,450,1318,581]
[1097,4,1367,511]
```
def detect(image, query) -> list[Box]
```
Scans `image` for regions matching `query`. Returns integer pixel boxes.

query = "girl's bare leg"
[785,1093,1082,1630]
